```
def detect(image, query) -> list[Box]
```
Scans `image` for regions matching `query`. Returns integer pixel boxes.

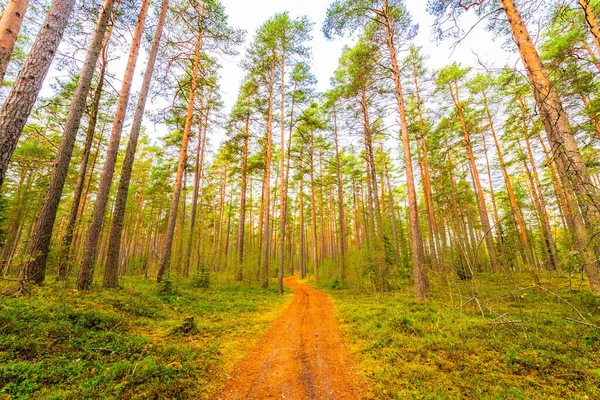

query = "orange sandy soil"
[213,277,365,399]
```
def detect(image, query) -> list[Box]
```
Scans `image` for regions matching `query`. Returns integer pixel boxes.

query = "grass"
[320,271,600,399]
[0,276,292,399]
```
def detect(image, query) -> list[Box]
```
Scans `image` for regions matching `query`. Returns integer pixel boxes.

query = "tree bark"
[381,0,428,299]
[502,0,600,293]
[448,80,499,273]
[261,54,276,289]
[77,0,150,290]
[103,0,168,287]
[0,0,77,189]
[22,0,113,284]
[57,56,107,281]
[0,0,30,85]
[157,26,203,283]
[236,116,249,279]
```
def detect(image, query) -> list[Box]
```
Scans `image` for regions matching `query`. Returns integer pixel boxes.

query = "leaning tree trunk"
[449,81,500,273]
[77,0,150,290]
[502,0,600,293]
[56,57,107,281]
[579,0,600,58]
[0,0,30,85]
[103,0,168,288]
[382,1,428,300]
[184,98,207,278]
[157,28,203,284]
[0,0,77,189]
[22,0,114,284]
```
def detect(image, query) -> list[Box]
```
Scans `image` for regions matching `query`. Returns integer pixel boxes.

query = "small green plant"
[330,276,343,290]
[193,267,210,289]
[158,279,174,296]
[171,316,199,336]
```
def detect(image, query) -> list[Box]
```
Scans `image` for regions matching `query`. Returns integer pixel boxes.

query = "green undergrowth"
[320,272,600,399]
[0,276,292,399]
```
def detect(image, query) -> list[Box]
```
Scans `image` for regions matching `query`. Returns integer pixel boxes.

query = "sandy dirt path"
[213,277,363,399]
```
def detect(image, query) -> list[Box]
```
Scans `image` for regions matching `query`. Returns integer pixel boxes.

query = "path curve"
[214,277,363,399]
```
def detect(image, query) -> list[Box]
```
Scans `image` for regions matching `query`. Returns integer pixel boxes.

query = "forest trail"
[214,277,364,399]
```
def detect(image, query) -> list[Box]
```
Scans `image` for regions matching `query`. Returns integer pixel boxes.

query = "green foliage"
[157,279,175,296]
[170,316,199,336]
[330,276,343,290]
[193,266,211,289]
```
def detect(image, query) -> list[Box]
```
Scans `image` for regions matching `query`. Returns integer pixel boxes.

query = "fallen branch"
[566,317,600,330]
[490,320,522,325]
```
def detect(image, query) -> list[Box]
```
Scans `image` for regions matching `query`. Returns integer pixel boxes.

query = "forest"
[0,0,600,398]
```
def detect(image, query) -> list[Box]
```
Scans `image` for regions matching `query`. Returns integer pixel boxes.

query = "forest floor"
[1,271,599,399]
[321,271,600,399]
[214,277,363,399]
[0,276,292,399]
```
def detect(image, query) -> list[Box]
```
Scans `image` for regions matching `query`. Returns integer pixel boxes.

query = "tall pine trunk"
[77,0,150,290]
[157,27,204,283]
[57,56,108,281]
[382,0,428,300]
[277,52,287,295]
[332,102,347,285]
[236,117,249,279]
[260,55,276,289]
[103,0,169,287]
[449,80,499,272]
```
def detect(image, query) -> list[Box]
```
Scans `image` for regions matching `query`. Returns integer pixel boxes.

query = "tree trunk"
[298,153,306,279]
[579,0,600,58]
[0,0,30,85]
[77,0,150,290]
[332,102,347,285]
[22,0,113,284]
[157,26,203,283]
[413,66,440,272]
[0,0,77,188]
[103,0,169,287]
[57,56,107,281]
[261,55,276,289]
[309,135,319,280]
[236,117,249,280]
[449,80,499,273]
[382,0,428,300]
[502,0,600,293]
